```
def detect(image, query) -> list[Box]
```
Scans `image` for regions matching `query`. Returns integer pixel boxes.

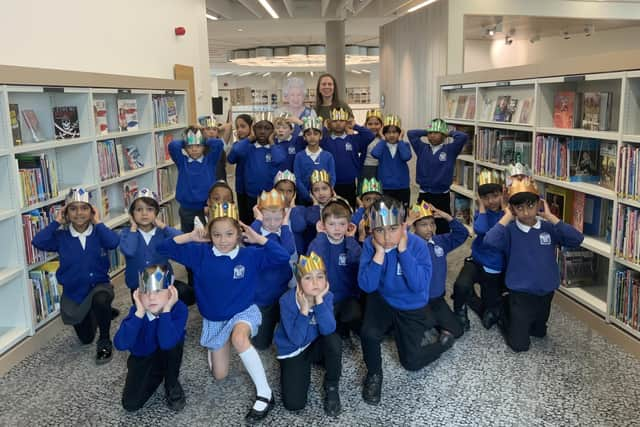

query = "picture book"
[572,191,585,232]
[569,138,600,183]
[581,92,601,131]
[599,142,616,190]
[482,98,496,121]
[464,95,476,120]
[518,97,534,124]
[166,96,178,124]
[553,91,578,129]
[21,109,44,142]
[445,98,457,118]
[455,95,468,118]
[94,99,108,135]
[53,106,80,139]
[583,194,602,236]
[504,98,519,123]
[453,196,471,225]
[122,179,139,212]
[117,99,139,131]
[545,184,574,224]
[493,96,511,122]
[9,104,22,145]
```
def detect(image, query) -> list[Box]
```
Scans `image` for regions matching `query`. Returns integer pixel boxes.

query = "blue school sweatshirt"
[293,149,336,202]
[119,226,182,290]
[358,233,432,310]
[307,233,361,303]
[422,219,469,299]
[351,207,365,227]
[290,205,321,255]
[169,138,224,210]
[32,221,119,304]
[407,130,468,194]
[472,209,505,272]
[250,220,296,306]
[483,219,584,295]
[275,133,305,172]
[321,125,375,185]
[274,287,336,357]
[157,238,290,321]
[227,140,287,198]
[114,301,188,357]
[371,140,412,190]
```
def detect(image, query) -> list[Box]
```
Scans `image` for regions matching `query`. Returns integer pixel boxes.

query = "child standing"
[361,109,383,180]
[32,188,119,364]
[408,119,469,234]
[231,114,254,224]
[484,166,583,352]
[273,116,303,172]
[274,252,342,416]
[409,202,468,343]
[115,265,188,412]
[157,202,290,422]
[294,116,336,204]
[371,114,412,208]
[358,196,447,405]
[353,178,383,245]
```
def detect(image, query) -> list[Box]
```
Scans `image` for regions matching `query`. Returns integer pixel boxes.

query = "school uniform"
[114,301,188,411]
[274,288,341,411]
[422,219,469,338]
[358,234,447,373]
[360,136,380,180]
[250,220,297,350]
[371,139,412,208]
[407,130,469,233]
[351,207,365,228]
[484,218,583,352]
[275,133,304,172]
[289,205,321,255]
[293,148,336,203]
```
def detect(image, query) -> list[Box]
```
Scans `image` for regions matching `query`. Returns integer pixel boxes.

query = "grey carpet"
[1,241,639,426]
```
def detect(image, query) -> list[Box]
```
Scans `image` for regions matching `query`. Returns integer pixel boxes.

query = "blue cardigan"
[471,209,505,272]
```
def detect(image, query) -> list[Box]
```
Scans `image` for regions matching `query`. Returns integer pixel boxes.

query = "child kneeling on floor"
[115,265,188,412]
[274,252,342,416]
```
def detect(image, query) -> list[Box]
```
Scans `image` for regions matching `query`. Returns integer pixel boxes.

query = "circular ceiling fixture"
[229,44,379,68]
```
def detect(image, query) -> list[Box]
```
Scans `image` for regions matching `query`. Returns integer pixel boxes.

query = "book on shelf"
[553,91,581,129]
[493,96,510,122]
[513,141,532,168]
[157,167,176,201]
[22,205,62,265]
[569,138,600,183]
[16,153,59,207]
[581,92,612,131]
[154,132,172,163]
[29,266,61,323]
[21,109,44,142]
[117,99,139,131]
[101,188,110,218]
[9,104,22,145]
[449,124,474,154]
[615,205,639,261]
[559,248,594,288]
[445,97,457,118]
[613,268,640,331]
[599,142,616,190]
[583,195,612,241]
[504,98,518,123]
[53,106,80,139]
[453,161,474,190]
[123,145,144,170]
[153,95,179,127]
[97,139,121,180]
[544,184,574,224]
[572,191,585,233]
[453,196,471,225]
[475,129,531,167]
[481,98,496,121]
[158,202,178,227]
[122,179,139,212]
[534,134,569,179]
[455,95,467,118]
[464,95,476,120]
[618,144,640,199]
[518,97,534,124]
[94,99,108,135]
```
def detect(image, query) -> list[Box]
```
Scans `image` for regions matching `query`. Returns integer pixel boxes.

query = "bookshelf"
[438,51,640,347]
[0,65,187,359]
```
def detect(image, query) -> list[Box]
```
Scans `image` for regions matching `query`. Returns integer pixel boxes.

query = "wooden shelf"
[0,267,22,288]
[19,183,98,213]
[443,118,475,126]
[537,126,620,141]
[581,236,612,258]
[0,209,16,222]
[96,128,153,141]
[533,175,616,200]
[614,256,640,273]
[618,197,640,209]
[160,193,176,205]
[27,254,58,271]
[622,134,640,144]
[157,160,175,168]
[558,286,607,317]
[104,212,129,228]
[35,310,60,330]
[458,154,474,163]
[154,123,187,132]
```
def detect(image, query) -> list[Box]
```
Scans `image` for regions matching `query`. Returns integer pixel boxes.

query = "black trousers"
[73,290,114,344]
[121,342,184,412]
[501,290,554,352]
[334,296,363,337]
[383,188,411,210]
[360,165,378,180]
[236,192,252,226]
[361,292,445,373]
[245,196,258,224]
[418,192,451,234]
[427,295,463,338]
[179,207,206,287]
[129,279,195,307]
[279,333,342,411]
[216,150,227,181]
[452,257,504,314]
[334,183,357,209]
[253,302,280,350]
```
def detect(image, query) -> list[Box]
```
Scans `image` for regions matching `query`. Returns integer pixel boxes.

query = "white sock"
[239,346,272,411]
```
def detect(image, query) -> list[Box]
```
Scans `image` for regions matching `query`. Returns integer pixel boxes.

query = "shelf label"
[443,84,463,90]
[564,75,585,82]
[43,87,64,93]
[165,90,175,95]
[118,89,132,94]
[495,81,510,87]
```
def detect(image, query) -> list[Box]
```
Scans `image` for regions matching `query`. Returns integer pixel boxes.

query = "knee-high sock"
[239,346,272,411]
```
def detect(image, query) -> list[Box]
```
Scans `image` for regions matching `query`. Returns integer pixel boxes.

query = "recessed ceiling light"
[258,0,279,19]
[206,13,218,20]
[237,28,244,32]
[408,0,438,13]
[286,71,292,77]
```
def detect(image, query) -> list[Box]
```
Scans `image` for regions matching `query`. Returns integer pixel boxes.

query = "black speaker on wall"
[212,97,223,115]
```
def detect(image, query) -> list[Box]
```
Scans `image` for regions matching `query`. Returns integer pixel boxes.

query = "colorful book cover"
[569,138,600,183]
[117,99,139,131]
[53,106,80,139]
[464,95,476,120]
[581,92,601,131]
[545,184,574,224]
[583,194,602,236]
[600,142,616,190]
[493,96,511,122]
[453,196,471,224]
[9,104,22,145]
[572,191,585,232]
[21,109,44,142]
[94,99,108,135]
[166,96,178,124]
[553,91,577,129]
[122,179,139,212]
[504,98,518,123]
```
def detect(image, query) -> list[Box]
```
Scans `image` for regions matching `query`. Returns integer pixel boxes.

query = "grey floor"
[1,241,639,426]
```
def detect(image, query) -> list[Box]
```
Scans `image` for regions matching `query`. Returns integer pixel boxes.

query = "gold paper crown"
[258,189,286,210]
[369,199,405,229]
[359,177,382,196]
[330,108,350,121]
[296,251,326,279]
[310,169,331,186]
[253,111,274,123]
[383,114,402,128]
[478,169,504,186]
[274,169,296,186]
[302,116,323,133]
[209,201,239,222]
[366,109,383,121]
[66,187,90,205]
[139,265,171,294]
[508,176,539,198]
[409,201,434,221]
[202,116,220,128]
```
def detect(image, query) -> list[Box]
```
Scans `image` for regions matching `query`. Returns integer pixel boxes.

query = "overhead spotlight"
[505,35,513,45]
[486,27,496,37]
[310,71,314,77]
[286,71,292,77]
[563,31,571,40]
[584,24,595,37]
[529,34,541,44]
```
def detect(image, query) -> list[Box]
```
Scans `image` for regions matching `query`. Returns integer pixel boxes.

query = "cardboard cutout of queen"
[274,77,317,120]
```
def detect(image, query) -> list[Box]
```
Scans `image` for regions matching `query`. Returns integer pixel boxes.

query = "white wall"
[0,0,212,116]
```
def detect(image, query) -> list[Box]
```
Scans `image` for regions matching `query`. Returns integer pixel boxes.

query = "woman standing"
[275,77,317,120]
[314,73,353,120]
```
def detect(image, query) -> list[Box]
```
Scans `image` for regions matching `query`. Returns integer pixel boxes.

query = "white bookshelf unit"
[439,52,640,349]
[0,65,186,360]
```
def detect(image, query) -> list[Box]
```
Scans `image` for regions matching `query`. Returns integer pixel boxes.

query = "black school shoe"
[455,306,470,332]
[482,309,500,330]
[111,308,120,320]
[245,394,275,424]
[95,339,113,365]
[165,382,186,412]
[324,384,341,417]
[439,330,455,350]
[362,373,382,405]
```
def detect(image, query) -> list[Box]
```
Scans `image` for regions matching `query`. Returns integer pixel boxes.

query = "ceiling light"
[237,28,244,32]
[310,71,314,77]
[361,69,371,73]
[351,70,362,74]
[230,44,379,68]
[286,71,292,77]
[206,13,218,20]
[239,71,253,76]
[504,36,513,45]
[408,0,438,13]
[258,0,279,19]
[488,28,495,36]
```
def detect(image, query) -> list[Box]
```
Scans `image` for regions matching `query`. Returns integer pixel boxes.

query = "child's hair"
[382,124,402,135]
[303,128,322,136]
[235,114,253,128]
[273,117,292,129]
[478,183,503,197]
[208,180,235,203]
[207,216,242,239]
[509,192,540,206]
[128,197,159,216]
[321,198,352,221]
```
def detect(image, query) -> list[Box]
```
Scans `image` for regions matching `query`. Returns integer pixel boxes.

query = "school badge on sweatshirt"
[309,313,317,325]
[345,142,353,152]
[539,232,551,245]
[265,153,272,163]
[233,265,245,279]
[396,262,403,276]
[439,151,447,161]
[288,146,296,155]
[338,253,347,266]
[434,245,444,257]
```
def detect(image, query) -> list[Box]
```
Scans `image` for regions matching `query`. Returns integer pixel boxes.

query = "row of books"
[22,205,62,265]
[482,96,534,125]
[553,91,613,131]
[613,268,640,331]
[158,202,179,227]
[475,129,532,167]
[10,105,80,145]
[157,168,176,201]
[445,94,476,120]
[96,140,145,181]
[95,98,140,134]
[453,161,474,191]
[617,144,640,199]
[17,153,60,208]
[154,132,173,164]
[29,262,61,324]
[152,95,179,128]
[615,205,640,263]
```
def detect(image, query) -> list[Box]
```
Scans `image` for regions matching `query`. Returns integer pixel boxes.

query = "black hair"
[129,197,160,216]
[382,124,402,135]
[303,128,322,136]
[478,183,503,197]
[208,180,235,203]
[509,192,540,206]
[236,114,253,126]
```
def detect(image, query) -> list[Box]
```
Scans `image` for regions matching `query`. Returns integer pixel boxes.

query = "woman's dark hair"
[235,114,253,128]
[315,73,341,110]
[478,183,503,197]
[509,192,539,206]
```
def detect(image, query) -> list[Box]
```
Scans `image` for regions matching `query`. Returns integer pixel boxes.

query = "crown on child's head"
[139,265,171,294]
[129,188,159,209]
[329,108,350,121]
[506,163,538,199]
[185,128,205,146]
[296,251,326,279]
[258,189,286,210]
[310,169,331,186]
[478,169,504,186]
[202,115,220,129]
[274,169,296,186]
[369,199,405,229]
[506,162,530,178]
[66,187,90,205]
[302,116,323,133]
[253,111,274,124]
[209,201,239,222]
[383,114,402,128]
[366,109,383,121]
[358,177,382,196]
[409,201,434,222]
[426,118,449,135]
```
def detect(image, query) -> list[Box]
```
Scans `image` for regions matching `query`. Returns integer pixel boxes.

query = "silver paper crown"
[66,187,90,205]
[129,188,159,209]
[274,169,296,185]
[369,199,405,229]
[254,111,274,123]
[185,129,205,146]
[505,162,531,186]
[139,266,172,293]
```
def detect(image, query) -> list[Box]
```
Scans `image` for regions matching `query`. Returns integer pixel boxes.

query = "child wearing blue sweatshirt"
[452,171,506,331]
[31,188,119,364]
[371,115,411,208]
[308,198,362,337]
[484,170,583,352]
[360,109,383,180]
[115,265,188,412]
[250,189,297,350]
[274,252,342,416]
[358,196,447,405]
[321,108,375,208]
[157,202,290,422]
[409,202,468,344]
[408,119,469,234]
[231,114,253,224]
[352,177,383,244]
[294,116,336,204]
[274,116,303,172]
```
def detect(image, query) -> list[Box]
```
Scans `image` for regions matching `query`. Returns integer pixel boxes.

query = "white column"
[325,20,346,96]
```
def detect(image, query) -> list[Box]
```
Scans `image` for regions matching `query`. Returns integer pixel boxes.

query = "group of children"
[31,110,584,422]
